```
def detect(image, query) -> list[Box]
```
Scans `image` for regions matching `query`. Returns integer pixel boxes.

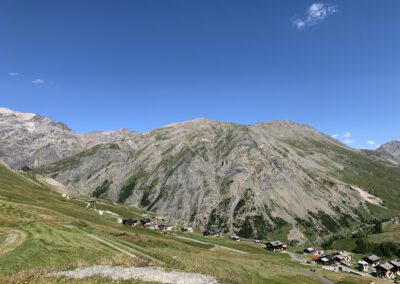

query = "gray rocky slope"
[0,108,139,168]
[2,108,400,242]
[376,141,400,164]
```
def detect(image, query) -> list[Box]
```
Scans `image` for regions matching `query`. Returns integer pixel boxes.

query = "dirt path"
[53,265,219,284]
[0,228,27,256]
[175,235,248,255]
[86,234,163,265]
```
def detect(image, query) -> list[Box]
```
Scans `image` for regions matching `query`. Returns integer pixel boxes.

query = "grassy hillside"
[0,164,390,283]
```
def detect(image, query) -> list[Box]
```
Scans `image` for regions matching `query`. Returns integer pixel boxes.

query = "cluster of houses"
[122,218,173,231]
[375,260,400,279]
[358,255,400,280]
[301,246,400,280]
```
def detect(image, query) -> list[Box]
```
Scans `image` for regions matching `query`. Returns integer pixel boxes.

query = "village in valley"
[80,197,400,283]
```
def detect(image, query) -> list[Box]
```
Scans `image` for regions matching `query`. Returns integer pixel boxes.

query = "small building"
[203,228,221,237]
[304,247,325,257]
[334,251,352,263]
[389,260,400,276]
[304,247,314,254]
[313,248,325,257]
[376,262,395,279]
[363,255,380,268]
[358,260,369,272]
[158,224,173,231]
[266,241,287,252]
[318,255,335,266]
[122,219,138,226]
[181,227,193,233]
[230,235,240,241]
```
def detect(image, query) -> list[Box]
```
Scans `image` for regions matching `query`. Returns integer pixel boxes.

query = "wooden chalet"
[376,262,395,279]
[363,255,380,268]
[318,255,335,266]
[266,241,287,252]
[334,251,352,263]
[203,228,221,237]
[389,260,400,276]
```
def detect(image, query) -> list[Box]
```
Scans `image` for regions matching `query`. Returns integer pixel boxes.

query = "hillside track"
[0,228,27,256]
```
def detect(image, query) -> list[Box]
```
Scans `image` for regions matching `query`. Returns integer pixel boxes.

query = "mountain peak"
[0,107,37,120]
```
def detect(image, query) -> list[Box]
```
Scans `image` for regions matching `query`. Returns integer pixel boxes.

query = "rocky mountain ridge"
[376,140,400,165]
[2,108,400,242]
[0,108,139,169]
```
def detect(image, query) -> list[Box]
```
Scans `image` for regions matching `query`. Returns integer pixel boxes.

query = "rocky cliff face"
[0,108,139,169]
[3,108,400,242]
[37,118,400,242]
[376,141,400,164]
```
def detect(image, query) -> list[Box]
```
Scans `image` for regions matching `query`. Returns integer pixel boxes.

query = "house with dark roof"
[318,255,335,266]
[266,241,287,252]
[376,262,395,279]
[389,260,400,276]
[203,228,221,237]
[363,255,380,268]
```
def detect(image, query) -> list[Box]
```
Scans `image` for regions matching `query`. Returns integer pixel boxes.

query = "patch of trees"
[354,238,400,258]
[92,179,111,198]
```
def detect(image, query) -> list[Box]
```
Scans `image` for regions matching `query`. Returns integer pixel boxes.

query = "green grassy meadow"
[0,164,393,283]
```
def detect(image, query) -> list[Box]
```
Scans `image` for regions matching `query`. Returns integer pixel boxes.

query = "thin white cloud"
[9,72,19,76]
[343,132,352,138]
[344,138,355,144]
[32,79,45,84]
[331,134,339,138]
[367,140,376,146]
[293,3,338,29]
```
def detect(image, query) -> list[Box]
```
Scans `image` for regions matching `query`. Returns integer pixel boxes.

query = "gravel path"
[54,265,219,284]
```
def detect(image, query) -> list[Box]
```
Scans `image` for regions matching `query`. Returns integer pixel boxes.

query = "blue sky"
[1,1,399,149]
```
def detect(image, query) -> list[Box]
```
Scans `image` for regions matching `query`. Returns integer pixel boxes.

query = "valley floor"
[0,165,395,284]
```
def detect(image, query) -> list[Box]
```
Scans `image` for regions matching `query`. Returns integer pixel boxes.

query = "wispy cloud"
[32,79,45,84]
[343,132,352,138]
[367,140,376,146]
[9,72,19,76]
[293,3,338,29]
[331,134,339,138]
[344,138,355,144]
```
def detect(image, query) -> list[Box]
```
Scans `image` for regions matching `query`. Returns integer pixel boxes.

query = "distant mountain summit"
[0,107,138,168]
[2,107,400,242]
[376,140,400,164]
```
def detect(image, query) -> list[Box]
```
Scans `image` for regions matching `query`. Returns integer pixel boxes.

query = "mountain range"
[1,107,400,243]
